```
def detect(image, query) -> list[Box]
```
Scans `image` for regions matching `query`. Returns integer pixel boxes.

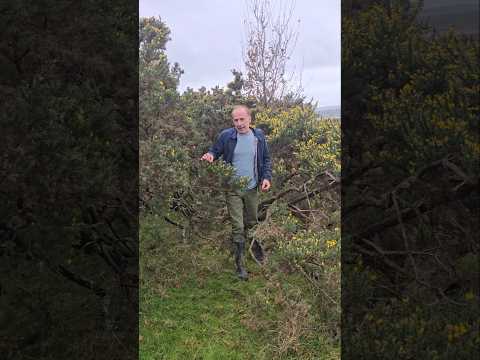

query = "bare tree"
[242,0,301,107]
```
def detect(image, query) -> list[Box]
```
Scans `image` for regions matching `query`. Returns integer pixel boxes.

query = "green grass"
[139,215,339,360]
[141,271,270,360]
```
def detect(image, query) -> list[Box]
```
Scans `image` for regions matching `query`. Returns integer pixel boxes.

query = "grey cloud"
[140,0,340,105]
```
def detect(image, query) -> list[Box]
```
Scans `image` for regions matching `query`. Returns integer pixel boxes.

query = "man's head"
[231,105,252,134]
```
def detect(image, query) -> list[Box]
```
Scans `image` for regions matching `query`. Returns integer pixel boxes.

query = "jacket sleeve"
[208,131,225,160]
[262,136,272,181]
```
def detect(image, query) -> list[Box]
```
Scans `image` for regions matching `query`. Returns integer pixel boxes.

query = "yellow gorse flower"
[446,323,469,342]
[326,239,337,248]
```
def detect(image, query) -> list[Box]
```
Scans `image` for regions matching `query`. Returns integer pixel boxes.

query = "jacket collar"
[229,127,258,140]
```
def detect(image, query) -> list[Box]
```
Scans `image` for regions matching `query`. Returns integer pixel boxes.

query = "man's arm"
[260,133,272,191]
[201,131,225,162]
[262,137,272,181]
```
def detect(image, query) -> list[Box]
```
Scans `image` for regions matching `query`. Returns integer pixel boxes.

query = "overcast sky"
[140,1,340,107]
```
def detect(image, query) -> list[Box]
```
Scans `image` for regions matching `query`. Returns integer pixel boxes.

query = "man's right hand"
[200,152,214,163]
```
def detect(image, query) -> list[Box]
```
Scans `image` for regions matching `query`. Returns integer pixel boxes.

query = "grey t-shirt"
[232,130,258,189]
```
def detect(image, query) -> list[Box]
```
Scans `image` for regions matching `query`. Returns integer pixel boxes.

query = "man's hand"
[201,152,214,163]
[261,179,271,192]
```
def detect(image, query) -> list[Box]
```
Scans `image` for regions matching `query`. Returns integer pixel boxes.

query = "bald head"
[231,105,251,117]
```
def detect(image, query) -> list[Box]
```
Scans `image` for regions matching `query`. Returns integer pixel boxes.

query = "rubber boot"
[251,239,265,264]
[234,242,248,281]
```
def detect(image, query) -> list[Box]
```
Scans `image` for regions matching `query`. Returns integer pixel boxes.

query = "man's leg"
[243,187,264,263]
[226,190,248,280]
[243,187,259,236]
[226,190,245,244]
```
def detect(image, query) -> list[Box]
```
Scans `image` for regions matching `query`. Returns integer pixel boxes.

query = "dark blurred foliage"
[0,1,138,358]
[341,1,479,358]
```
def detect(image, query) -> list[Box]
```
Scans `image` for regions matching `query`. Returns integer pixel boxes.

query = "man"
[201,105,272,280]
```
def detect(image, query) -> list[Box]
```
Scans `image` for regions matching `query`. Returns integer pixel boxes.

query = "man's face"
[232,107,251,134]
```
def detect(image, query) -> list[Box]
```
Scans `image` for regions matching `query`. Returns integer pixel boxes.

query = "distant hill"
[316,105,341,119]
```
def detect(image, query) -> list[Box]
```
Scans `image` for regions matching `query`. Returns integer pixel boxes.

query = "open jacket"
[208,127,272,182]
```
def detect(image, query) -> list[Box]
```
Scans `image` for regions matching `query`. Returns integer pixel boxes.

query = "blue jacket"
[208,127,272,182]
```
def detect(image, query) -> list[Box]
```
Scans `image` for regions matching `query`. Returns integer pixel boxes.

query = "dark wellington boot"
[251,239,265,264]
[234,242,248,281]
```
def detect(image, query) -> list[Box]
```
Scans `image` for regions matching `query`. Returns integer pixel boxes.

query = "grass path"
[140,217,339,360]
[141,269,271,359]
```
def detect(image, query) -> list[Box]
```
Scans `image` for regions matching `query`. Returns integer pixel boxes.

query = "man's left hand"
[261,179,271,192]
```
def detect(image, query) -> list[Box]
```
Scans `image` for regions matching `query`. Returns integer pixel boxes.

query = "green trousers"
[226,187,259,244]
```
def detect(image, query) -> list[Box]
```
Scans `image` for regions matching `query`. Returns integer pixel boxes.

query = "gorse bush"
[253,105,341,341]
[346,296,480,360]
[294,119,341,176]
[257,106,341,176]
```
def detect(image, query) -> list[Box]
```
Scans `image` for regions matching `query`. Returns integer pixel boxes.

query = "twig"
[287,204,309,220]
[248,238,265,266]
[354,241,468,307]
[289,181,339,206]
[347,180,478,241]
[164,216,184,229]
[303,183,315,221]
[57,265,106,297]
[392,191,419,279]
[294,263,338,306]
